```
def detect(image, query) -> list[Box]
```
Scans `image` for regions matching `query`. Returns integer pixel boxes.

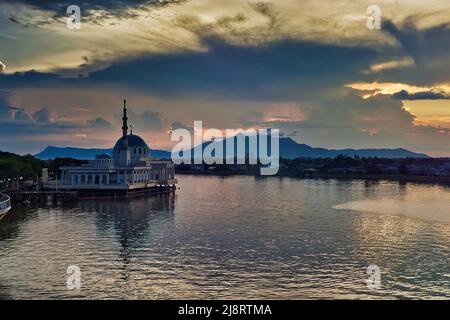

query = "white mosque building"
[55,100,177,197]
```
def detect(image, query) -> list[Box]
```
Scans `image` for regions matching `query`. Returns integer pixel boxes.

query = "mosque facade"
[56,100,177,196]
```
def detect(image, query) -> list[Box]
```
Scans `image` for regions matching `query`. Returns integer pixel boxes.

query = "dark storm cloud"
[392,90,450,100]
[2,20,447,102]
[383,19,450,64]
[379,20,450,85]
[0,37,388,101]
[88,37,385,101]
[0,70,60,88]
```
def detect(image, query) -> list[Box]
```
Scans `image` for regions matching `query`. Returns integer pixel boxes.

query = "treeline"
[176,154,450,177]
[279,155,450,176]
[282,155,450,170]
[0,151,46,180]
[0,150,87,181]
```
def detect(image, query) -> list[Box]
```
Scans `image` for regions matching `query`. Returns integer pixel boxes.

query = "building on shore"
[47,100,177,197]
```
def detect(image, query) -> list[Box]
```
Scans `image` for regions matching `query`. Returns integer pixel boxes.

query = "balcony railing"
[0,193,11,217]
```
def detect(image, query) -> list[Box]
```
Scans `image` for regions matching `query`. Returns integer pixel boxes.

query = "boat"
[0,193,11,221]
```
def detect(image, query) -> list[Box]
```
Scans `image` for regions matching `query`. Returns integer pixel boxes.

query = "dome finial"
[130,124,133,135]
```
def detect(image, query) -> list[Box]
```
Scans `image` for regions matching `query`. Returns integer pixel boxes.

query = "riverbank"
[176,170,450,184]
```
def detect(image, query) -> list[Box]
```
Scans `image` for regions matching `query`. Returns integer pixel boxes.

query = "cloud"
[365,58,414,73]
[87,117,113,128]
[392,90,450,100]
[85,37,383,101]
[378,20,450,86]
[238,90,450,155]
[170,121,192,132]
[3,1,450,76]
[382,20,450,66]
[10,0,186,20]
[0,92,13,119]
[1,3,450,155]
[141,110,162,129]
[32,108,52,123]
[125,108,163,132]
[0,36,385,101]
[12,107,33,121]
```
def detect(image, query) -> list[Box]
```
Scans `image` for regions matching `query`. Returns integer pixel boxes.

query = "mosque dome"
[114,134,149,150]
[112,99,151,162]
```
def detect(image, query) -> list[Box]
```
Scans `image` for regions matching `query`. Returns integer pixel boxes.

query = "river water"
[0,175,449,299]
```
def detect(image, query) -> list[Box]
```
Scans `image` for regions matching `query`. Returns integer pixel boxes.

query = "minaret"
[122,99,128,137]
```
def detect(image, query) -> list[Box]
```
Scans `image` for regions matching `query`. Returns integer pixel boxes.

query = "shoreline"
[176,171,450,185]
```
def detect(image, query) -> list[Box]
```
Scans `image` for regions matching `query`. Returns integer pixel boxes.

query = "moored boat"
[0,193,11,221]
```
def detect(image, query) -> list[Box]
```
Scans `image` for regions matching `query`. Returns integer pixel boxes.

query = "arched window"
[88,175,93,184]
[74,175,79,184]
[80,175,85,184]
[102,175,107,184]
[95,175,100,184]
[138,148,142,154]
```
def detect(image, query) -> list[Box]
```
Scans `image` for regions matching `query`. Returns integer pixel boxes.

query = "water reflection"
[0,203,41,242]
[81,194,175,279]
[0,177,449,299]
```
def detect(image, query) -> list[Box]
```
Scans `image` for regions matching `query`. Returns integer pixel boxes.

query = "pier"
[10,190,79,204]
[9,185,176,204]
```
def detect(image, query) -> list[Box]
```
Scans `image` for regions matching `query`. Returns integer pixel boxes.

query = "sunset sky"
[0,0,450,156]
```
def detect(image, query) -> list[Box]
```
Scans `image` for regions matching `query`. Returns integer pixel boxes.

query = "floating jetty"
[10,190,78,204]
[10,185,176,204]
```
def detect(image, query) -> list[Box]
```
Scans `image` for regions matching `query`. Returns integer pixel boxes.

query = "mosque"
[55,100,177,197]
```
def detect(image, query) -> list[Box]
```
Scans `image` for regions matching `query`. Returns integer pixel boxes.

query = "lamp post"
[16,176,23,191]
[36,170,40,192]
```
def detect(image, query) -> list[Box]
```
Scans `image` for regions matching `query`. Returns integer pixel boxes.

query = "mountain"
[277,137,429,158]
[35,146,171,160]
[35,137,428,160]
[181,136,429,159]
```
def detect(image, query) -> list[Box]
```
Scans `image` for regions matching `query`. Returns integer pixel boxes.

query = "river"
[0,175,449,299]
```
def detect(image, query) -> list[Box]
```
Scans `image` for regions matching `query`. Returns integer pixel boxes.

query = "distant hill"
[182,136,429,159]
[277,137,429,158]
[35,138,428,160]
[35,146,171,160]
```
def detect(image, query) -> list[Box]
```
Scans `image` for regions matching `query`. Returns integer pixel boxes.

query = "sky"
[0,0,449,156]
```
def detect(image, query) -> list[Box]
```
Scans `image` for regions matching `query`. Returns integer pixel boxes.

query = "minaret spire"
[122,99,128,137]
